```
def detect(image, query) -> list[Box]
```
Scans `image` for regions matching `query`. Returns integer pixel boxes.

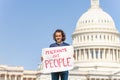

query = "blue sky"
[0,0,120,70]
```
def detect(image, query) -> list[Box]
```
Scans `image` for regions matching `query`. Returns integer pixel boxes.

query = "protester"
[41,29,76,80]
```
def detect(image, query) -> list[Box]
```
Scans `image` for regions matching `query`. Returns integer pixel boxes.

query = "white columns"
[81,49,83,60]
[86,49,89,60]
[116,49,119,62]
[4,74,7,80]
[84,49,87,60]
[79,49,82,61]
[76,49,78,61]
[89,49,92,60]
[74,47,120,63]
[15,75,17,80]
[93,49,95,59]
[0,75,1,80]
[74,50,77,61]
[9,75,11,80]
[98,48,100,59]
[118,50,120,61]
[21,75,23,80]
[110,49,113,61]
[108,49,110,61]
[103,49,105,60]
[76,50,78,61]
[78,49,80,61]
[112,49,115,61]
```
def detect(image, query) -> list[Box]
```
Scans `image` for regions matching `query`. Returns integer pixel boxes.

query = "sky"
[0,0,120,70]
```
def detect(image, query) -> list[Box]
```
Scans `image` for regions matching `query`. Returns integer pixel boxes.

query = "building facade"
[38,0,120,80]
[0,65,37,80]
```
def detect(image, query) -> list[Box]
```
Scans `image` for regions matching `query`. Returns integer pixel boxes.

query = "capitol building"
[38,0,120,80]
[0,0,120,80]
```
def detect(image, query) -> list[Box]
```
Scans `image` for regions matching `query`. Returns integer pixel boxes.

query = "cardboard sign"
[41,46,74,73]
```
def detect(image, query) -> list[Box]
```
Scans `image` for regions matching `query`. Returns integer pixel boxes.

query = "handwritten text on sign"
[42,46,74,73]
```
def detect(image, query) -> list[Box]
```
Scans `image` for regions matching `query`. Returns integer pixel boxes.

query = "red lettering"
[44,57,72,69]
[67,57,72,66]
[54,59,59,67]
[45,51,49,55]
[63,58,68,67]
[58,58,62,67]
[49,59,53,68]
[45,60,49,68]
[63,48,67,52]
[52,54,59,58]
[50,50,53,54]
[45,48,67,55]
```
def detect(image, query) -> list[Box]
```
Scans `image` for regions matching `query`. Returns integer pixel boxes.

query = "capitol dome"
[76,8,115,29]
[72,0,120,46]
[73,0,119,35]
[72,0,120,69]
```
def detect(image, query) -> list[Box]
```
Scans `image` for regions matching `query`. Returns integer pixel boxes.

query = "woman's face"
[55,32,63,44]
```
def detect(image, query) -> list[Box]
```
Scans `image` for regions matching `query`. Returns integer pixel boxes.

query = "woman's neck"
[56,41,63,44]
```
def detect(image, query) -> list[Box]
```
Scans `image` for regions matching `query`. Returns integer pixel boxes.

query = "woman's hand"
[73,53,76,60]
[41,57,43,61]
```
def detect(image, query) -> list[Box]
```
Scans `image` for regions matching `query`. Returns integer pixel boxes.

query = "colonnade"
[69,75,120,80]
[87,78,120,80]
[0,74,21,80]
[0,74,36,80]
[74,48,120,62]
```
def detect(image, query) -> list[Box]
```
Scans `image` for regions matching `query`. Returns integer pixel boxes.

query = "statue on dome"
[91,0,100,8]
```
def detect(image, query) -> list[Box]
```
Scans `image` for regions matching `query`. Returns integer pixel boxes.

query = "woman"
[50,29,69,80]
[41,29,75,80]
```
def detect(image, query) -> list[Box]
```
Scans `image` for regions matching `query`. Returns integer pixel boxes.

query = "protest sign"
[41,46,74,73]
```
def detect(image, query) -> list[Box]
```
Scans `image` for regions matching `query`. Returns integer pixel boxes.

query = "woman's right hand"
[41,57,43,61]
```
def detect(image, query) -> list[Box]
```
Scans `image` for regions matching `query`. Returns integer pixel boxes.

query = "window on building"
[90,49,94,59]
[77,49,79,60]
[87,35,89,40]
[105,49,108,59]
[86,49,89,59]
[91,35,93,40]
[118,50,120,58]
[100,35,101,39]
[100,49,103,59]
[95,49,98,59]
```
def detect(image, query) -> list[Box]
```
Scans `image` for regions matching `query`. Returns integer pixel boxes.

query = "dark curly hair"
[53,29,66,42]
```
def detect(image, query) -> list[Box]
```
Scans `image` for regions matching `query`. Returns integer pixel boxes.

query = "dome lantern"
[91,0,100,8]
